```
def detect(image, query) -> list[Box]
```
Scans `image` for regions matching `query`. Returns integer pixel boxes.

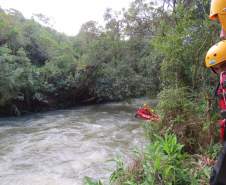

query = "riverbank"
[85,88,220,185]
[0,96,157,117]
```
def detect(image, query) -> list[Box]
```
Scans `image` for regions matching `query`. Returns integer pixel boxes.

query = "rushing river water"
[0,99,155,185]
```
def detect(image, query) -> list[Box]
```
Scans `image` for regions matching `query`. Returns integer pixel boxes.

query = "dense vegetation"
[0,0,223,184]
[0,3,160,116]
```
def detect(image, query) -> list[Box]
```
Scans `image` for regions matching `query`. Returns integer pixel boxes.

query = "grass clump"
[84,177,104,185]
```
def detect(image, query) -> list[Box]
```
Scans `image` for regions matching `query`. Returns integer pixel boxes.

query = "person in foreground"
[205,1,226,184]
[209,0,226,39]
[205,40,226,185]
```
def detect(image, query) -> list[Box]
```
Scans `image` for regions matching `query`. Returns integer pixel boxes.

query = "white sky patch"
[0,0,133,36]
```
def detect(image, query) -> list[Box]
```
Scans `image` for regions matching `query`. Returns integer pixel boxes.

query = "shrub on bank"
[156,87,218,153]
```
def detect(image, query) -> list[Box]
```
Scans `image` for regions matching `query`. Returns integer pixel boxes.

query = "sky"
[0,0,133,36]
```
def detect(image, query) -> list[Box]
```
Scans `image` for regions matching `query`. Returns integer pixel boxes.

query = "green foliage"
[95,62,145,101]
[203,142,221,160]
[0,44,33,106]
[110,132,208,185]
[83,177,104,185]
[110,157,125,183]
[0,5,159,115]
[152,1,218,89]
[142,133,190,185]
[157,87,194,123]
[156,86,218,154]
[0,0,218,111]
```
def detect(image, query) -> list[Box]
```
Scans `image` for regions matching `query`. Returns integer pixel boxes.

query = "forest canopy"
[0,0,218,116]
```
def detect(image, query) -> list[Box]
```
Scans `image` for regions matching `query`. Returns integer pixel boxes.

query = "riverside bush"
[109,132,209,185]
[156,87,217,153]
[157,87,194,124]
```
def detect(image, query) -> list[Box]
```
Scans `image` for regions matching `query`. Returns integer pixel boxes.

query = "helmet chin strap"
[211,67,217,74]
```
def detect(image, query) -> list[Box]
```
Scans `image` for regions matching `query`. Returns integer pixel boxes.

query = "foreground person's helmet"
[205,40,226,68]
[210,0,226,30]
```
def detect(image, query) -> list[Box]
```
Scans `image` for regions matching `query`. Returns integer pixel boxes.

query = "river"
[0,99,155,185]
